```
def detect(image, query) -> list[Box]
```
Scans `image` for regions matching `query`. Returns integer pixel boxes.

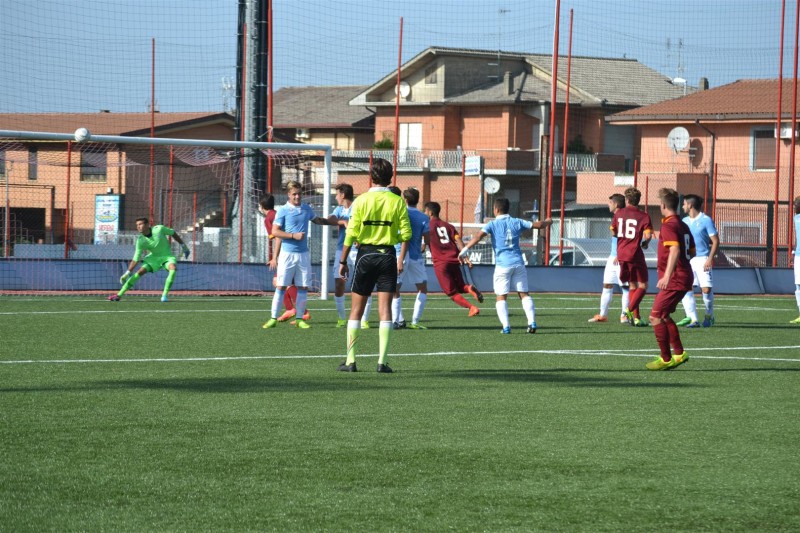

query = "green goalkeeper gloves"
[181,244,190,259]
[120,270,131,284]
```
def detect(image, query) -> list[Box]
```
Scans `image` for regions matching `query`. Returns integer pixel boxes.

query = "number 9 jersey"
[657,215,696,292]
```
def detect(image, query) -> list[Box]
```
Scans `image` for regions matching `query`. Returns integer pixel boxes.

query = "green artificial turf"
[1,294,798,531]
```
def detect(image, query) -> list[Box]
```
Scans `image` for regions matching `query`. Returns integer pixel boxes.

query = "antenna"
[221,76,234,113]
[488,8,510,82]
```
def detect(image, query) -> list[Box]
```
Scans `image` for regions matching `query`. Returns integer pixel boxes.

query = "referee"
[338,159,412,373]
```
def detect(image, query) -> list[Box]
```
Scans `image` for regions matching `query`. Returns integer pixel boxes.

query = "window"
[424,64,438,85]
[752,127,775,170]
[28,147,37,181]
[80,151,107,182]
[719,222,761,245]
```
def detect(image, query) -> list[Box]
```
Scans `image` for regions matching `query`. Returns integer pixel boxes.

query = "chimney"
[504,71,513,95]
[698,77,709,91]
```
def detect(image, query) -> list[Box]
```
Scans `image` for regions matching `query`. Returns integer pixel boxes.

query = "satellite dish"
[394,81,411,98]
[667,126,690,152]
[484,177,500,194]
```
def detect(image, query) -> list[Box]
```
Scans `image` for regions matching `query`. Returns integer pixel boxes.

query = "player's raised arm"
[458,230,487,259]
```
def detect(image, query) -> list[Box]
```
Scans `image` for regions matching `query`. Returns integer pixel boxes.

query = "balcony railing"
[552,152,598,172]
[332,149,478,172]
[331,149,600,174]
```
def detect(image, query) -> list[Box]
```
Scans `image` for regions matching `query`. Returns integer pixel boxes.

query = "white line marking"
[3,346,799,365]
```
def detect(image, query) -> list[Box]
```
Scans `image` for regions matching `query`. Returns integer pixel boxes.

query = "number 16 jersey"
[610,205,653,264]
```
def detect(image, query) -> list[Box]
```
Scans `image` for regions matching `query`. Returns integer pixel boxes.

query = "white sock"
[702,291,714,317]
[599,287,613,316]
[795,287,800,313]
[495,300,510,328]
[521,295,536,324]
[334,295,346,320]
[681,291,698,322]
[295,289,308,318]
[621,287,630,316]
[363,296,372,323]
[271,288,285,319]
[392,296,402,323]
[412,293,427,324]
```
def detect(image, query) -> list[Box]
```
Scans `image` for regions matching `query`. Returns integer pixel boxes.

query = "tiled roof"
[0,112,233,136]
[272,86,373,128]
[354,46,686,107]
[609,79,797,122]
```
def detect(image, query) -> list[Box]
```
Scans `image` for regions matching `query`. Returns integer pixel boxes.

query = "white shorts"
[334,248,357,269]
[398,256,427,286]
[493,264,528,295]
[794,259,800,285]
[690,256,713,288]
[602,256,625,286]
[334,248,357,287]
[276,250,311,288]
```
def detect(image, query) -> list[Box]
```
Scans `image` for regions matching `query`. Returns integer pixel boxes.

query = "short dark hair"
[403,187,420,206]
[609,193,625,209]
[135,217,149,225]
[683,193,703,211]
[370,158,393,186]
[424,201,441,217]
[387,186,401,196]
[494,197,510,214]
[624,187,641,206]
[795,195,800,213]
[658,188,679,211]
[335,183,354,201]
[259,194,275,210]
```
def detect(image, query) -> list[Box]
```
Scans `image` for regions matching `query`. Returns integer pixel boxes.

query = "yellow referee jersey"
[344,187,411,247]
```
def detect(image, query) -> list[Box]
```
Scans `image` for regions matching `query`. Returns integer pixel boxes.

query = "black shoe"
[376,363,393,373]
[393,320,406,330]
[337,361,357,372]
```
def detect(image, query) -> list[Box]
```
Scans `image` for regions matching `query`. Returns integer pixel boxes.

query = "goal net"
[0,130,334,297]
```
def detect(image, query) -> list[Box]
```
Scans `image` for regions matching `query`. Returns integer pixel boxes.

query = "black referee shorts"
[351,244,398,296]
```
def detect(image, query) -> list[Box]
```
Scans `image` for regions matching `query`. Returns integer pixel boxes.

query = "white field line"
[2,345,799,365]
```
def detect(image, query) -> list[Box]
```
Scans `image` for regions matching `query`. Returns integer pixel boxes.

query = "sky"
[0,0,794,114]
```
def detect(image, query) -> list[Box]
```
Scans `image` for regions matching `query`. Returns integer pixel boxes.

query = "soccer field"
[1,294,798,531]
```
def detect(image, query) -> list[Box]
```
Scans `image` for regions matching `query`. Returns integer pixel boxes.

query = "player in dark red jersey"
[646,188,694,370]
[423,202,483,316]
[610,187,653,326]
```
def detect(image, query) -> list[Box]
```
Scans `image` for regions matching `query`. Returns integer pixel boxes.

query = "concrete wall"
[0,260,793,295]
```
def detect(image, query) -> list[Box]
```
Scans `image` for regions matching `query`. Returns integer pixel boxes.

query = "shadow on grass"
[428,368,698,387]
[0,376,398,394]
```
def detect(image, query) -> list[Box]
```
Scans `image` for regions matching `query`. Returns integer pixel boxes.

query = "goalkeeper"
[108,217,190,302]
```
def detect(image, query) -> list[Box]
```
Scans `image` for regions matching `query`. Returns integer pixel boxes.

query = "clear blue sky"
[0,0,792,114]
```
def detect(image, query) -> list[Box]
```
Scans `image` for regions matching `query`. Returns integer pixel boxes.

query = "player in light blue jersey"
[588,194,630,324]
[459,198,552,334]
[676,194,720,328]
[262,180,328,330]
[790,196,800,324]
[392,187,430,329]
[329,183,356,327]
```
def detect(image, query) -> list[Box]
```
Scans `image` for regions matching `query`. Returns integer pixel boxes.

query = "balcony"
[332,149,478,172]
[331,149,604,175]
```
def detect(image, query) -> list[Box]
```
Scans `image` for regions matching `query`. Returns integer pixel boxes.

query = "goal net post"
[0,129,334,298]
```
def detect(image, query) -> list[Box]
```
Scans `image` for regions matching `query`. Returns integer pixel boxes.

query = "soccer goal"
[0,129,335,298]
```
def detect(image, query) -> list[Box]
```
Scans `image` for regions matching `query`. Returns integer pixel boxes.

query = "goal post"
[0,129,334,298]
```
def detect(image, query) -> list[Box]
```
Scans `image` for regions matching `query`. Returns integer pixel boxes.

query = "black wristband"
[339,261,348,265]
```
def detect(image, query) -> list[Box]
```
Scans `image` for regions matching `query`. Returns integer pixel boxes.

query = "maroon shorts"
[618,261,648,284]
[434,262,466,296]
[650,288,684,319]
